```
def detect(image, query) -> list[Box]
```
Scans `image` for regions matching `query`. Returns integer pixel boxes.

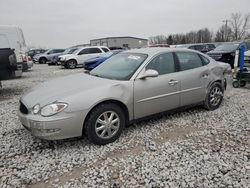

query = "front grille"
[20,102,28,114]
[208,53,222,60]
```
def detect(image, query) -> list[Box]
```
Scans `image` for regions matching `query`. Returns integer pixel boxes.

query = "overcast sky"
[0,0,249,48]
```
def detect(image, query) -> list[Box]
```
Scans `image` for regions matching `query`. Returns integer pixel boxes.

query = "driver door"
[134,53,181,119]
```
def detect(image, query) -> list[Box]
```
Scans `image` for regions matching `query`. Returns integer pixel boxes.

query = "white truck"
[0,25,31,71]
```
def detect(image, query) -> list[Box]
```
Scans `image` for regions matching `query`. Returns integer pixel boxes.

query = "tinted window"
[54,49,64,53]
[176,52,203,71]
[89,48,102,54]
[101,48,109,52]
[146,53,175,75]
[78,48,90,55]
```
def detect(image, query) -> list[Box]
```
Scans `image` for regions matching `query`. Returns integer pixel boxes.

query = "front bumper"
[18,109,87,140]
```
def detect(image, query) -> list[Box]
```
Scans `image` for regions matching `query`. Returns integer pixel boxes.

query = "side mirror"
[138,69,159,79]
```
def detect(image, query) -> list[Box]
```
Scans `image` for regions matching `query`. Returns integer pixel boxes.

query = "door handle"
[168,80,179,85]
[202,74,209,78]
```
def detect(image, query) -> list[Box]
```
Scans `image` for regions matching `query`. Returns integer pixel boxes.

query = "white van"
[0,25,29,70]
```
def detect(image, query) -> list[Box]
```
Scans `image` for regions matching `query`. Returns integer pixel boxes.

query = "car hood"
[20,73,119,108]
[59,54,76,60]
[207,50,234,54]
[245,50,250,57]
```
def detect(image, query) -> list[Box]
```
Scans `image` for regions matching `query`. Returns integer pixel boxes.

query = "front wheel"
[204,82,224,110]
[84,103,125,145]
[39,57,47,64]
[67,60,77,69]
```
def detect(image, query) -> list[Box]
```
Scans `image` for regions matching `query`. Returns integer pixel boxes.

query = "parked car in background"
[0,48,22,87]
[0,25,29,71]
[22,54,33,70]
[148,44,170,47]
[19,48,230,145]
[207,42,249,68]
[188,43,215,53]
[59,46,110,69]
[49,47,79,66]
[26,49,46,59]
[84,50,123,70]
[33,49,65,64]
[244,50,250,67]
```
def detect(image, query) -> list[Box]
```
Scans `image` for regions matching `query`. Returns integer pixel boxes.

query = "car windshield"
[44,49,52,54]
[214,44,239,51]
[99,52,113,58]
[90,53,148,80]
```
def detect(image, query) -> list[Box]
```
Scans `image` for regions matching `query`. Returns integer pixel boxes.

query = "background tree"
[230,12,250,40]
[215,25,232,42]
[148,35,168,45]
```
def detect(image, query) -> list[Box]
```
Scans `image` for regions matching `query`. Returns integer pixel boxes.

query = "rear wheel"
[204,82,224,110]
[232,80,240,88]
[240,80,246,87]
[84,103,125,145]
[67,60,77,69]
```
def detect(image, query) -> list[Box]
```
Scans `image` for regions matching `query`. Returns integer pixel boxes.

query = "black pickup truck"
[0,48,22,87]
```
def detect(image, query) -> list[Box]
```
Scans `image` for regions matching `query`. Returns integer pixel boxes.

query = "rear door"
[77,47,103,65]
[134,52,181,119]
[174,51,210,106]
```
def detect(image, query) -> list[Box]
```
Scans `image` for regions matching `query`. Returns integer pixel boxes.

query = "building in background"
[90,36,148,49]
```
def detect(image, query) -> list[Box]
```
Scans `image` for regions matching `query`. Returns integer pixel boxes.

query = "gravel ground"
[0,64,249,188]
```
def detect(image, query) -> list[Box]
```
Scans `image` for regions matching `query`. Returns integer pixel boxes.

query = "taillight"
[22,55,27,62]
[27,56,32,61]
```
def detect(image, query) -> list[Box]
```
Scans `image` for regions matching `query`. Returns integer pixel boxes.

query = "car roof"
[122,47,200,58]
[77,46,109,51]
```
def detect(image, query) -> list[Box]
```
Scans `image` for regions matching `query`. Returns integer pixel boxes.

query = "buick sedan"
[18,48,230,145]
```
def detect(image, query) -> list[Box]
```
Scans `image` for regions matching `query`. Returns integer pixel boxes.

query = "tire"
[67,60,77,69]
[203,82,224,110]
[240,80,246,87]
[39,57,47,64]
[84,103,125,145]
[232,80,240,88]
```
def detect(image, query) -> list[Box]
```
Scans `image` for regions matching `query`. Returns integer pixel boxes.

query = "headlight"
[60,57,65,61]
[32,104,40,114]
[41,103,68,117]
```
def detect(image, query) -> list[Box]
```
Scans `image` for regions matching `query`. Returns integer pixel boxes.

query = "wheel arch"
[207,79,223,91]
[82,99,130,135]
[39,56,47,62]
[66,59,77,63]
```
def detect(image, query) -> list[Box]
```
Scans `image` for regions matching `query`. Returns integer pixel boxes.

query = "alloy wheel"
[209,86,223,106]
[95,111,120,139]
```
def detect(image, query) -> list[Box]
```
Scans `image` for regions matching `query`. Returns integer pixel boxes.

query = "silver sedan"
[18,48,231,145]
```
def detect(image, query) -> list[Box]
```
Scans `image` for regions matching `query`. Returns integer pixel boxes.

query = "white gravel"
[0,64,249,188]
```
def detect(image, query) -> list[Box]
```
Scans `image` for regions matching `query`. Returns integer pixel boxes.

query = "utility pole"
[223,19,231,41]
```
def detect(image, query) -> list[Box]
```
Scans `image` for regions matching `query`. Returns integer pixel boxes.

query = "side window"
[56,49,64,53]
[78,48,90,55]
[176,52,203,71]
[199,55,210,65]
[101,48,109,52]
[146,53,175,75]
[89,48,102,54]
